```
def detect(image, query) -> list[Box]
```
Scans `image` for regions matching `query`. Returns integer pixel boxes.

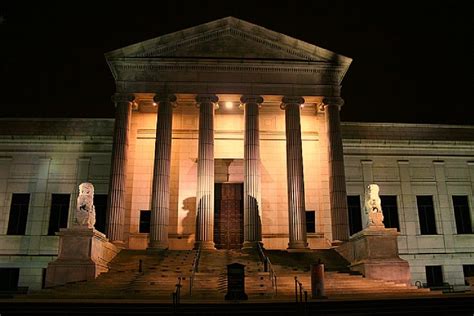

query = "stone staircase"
[28,249,194,299]
[191,249,273,299]
[265,249,436,299]
[27,247,439,301]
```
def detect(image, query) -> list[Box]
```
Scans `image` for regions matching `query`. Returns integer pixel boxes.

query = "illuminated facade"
[0,17,473,291]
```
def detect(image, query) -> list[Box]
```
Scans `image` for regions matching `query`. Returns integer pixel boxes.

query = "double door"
[214,183,243,249]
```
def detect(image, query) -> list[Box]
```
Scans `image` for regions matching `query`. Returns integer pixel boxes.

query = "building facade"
[0,17,473,291]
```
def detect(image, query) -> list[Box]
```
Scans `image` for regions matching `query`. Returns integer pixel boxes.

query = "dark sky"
[0,1,472,124]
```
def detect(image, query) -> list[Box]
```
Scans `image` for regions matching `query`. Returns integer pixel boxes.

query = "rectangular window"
[0,268,19,291]
[463,264,474,286]
[347,195,363,235]
[452,196,472,234]
[416,196,437,235]
[7,193,30,235]
[305,211,315,233]
[93,194,108,234]
[139,210,151,233]
[47,194,70,235]
[380,195,400,231]
[425,265,443,287]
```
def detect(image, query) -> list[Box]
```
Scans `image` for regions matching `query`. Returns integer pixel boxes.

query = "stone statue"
[75,182,96,229]
[364,184,384,228]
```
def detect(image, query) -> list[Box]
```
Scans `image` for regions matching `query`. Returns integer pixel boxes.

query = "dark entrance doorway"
[214,183,244,249]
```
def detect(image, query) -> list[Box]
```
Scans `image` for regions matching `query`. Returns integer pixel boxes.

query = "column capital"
[111,93,135,104]
[240,95,264,104]
[322,97,344,110]
[153,94,177,104]
[280,96,305,109]
[196,94,219,104]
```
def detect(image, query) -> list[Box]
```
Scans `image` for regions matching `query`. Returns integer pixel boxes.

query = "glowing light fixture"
[225,101,233,109]
[153,102,157,106]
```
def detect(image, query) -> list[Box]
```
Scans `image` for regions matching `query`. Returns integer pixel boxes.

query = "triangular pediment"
[161,33,308,60]
[106,17,352,65]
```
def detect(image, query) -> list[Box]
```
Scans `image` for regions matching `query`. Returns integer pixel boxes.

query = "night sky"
[0,1,472,124]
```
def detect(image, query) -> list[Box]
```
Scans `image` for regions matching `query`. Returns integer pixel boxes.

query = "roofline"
[105,16,352,66]
[341,121,474,129]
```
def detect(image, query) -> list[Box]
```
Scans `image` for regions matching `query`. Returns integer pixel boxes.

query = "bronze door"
[214,183,243,249]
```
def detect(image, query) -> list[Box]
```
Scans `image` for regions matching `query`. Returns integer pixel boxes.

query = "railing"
[257,242,278,295]
[294,276,308,303]
[172,276,182,312]
[189,244,202,296]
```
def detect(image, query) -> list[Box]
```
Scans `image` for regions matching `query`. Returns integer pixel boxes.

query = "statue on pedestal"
[364,184,384,228]
[75,182,96,229]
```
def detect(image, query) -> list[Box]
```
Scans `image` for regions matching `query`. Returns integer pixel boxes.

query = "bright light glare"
[225,101,233,109]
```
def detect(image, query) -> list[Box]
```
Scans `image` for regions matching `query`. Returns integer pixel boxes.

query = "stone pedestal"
[311,263,326,298]
[45,227,120,287]
[336,227,411,285]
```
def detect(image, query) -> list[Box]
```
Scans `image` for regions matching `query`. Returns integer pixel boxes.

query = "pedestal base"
[195,240,216,250]
[336,227,411,285]
[147,240,169,251]
[288,240,309,251]
[45,227,119,288]
[350,259,411,285]
[242,241,260,250]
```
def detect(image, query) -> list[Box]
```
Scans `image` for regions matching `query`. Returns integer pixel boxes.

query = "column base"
[147,240,169,252]
[287,240,309,251]
[242,241,261,250]
[194,240,216,250]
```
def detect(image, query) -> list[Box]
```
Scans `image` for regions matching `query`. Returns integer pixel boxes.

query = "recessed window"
[305,211,315,233]
[47,194,70,235]
[347,195,363,235]
[7,193,30,235]
[93,194,108,234]
[452,196,472,234]
[463,265,474,286]
[380,195,400,231]
[425,265,443,287]
[416,196,437,235]
[0,268,19,291]
[139,210,151,233]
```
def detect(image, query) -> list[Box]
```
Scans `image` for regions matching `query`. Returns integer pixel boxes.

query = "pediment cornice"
[105,17,352,91]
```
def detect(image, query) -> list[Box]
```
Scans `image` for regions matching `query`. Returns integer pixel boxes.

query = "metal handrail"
[294,276,308,303]
[189,244,202,296]
[257,242,278,295]
[172,276,182,312]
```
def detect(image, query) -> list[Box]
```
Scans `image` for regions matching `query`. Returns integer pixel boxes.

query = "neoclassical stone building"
[0,17,473,291]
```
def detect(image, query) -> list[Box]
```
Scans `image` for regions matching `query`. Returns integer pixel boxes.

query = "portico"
[104,17,352,250]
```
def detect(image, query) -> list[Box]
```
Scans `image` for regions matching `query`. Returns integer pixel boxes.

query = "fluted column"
[149,94,176,250]
[323,97,349,241]
[281,96,308,249]
[195,94,218,250]
[106,93,135,245]
[241,95,263,248]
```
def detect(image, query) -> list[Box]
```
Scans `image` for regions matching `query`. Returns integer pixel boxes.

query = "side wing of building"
[342,122,474,287]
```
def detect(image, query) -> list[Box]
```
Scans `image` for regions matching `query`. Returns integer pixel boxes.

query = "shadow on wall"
[181,196,196,247]
[247,195,262,241]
